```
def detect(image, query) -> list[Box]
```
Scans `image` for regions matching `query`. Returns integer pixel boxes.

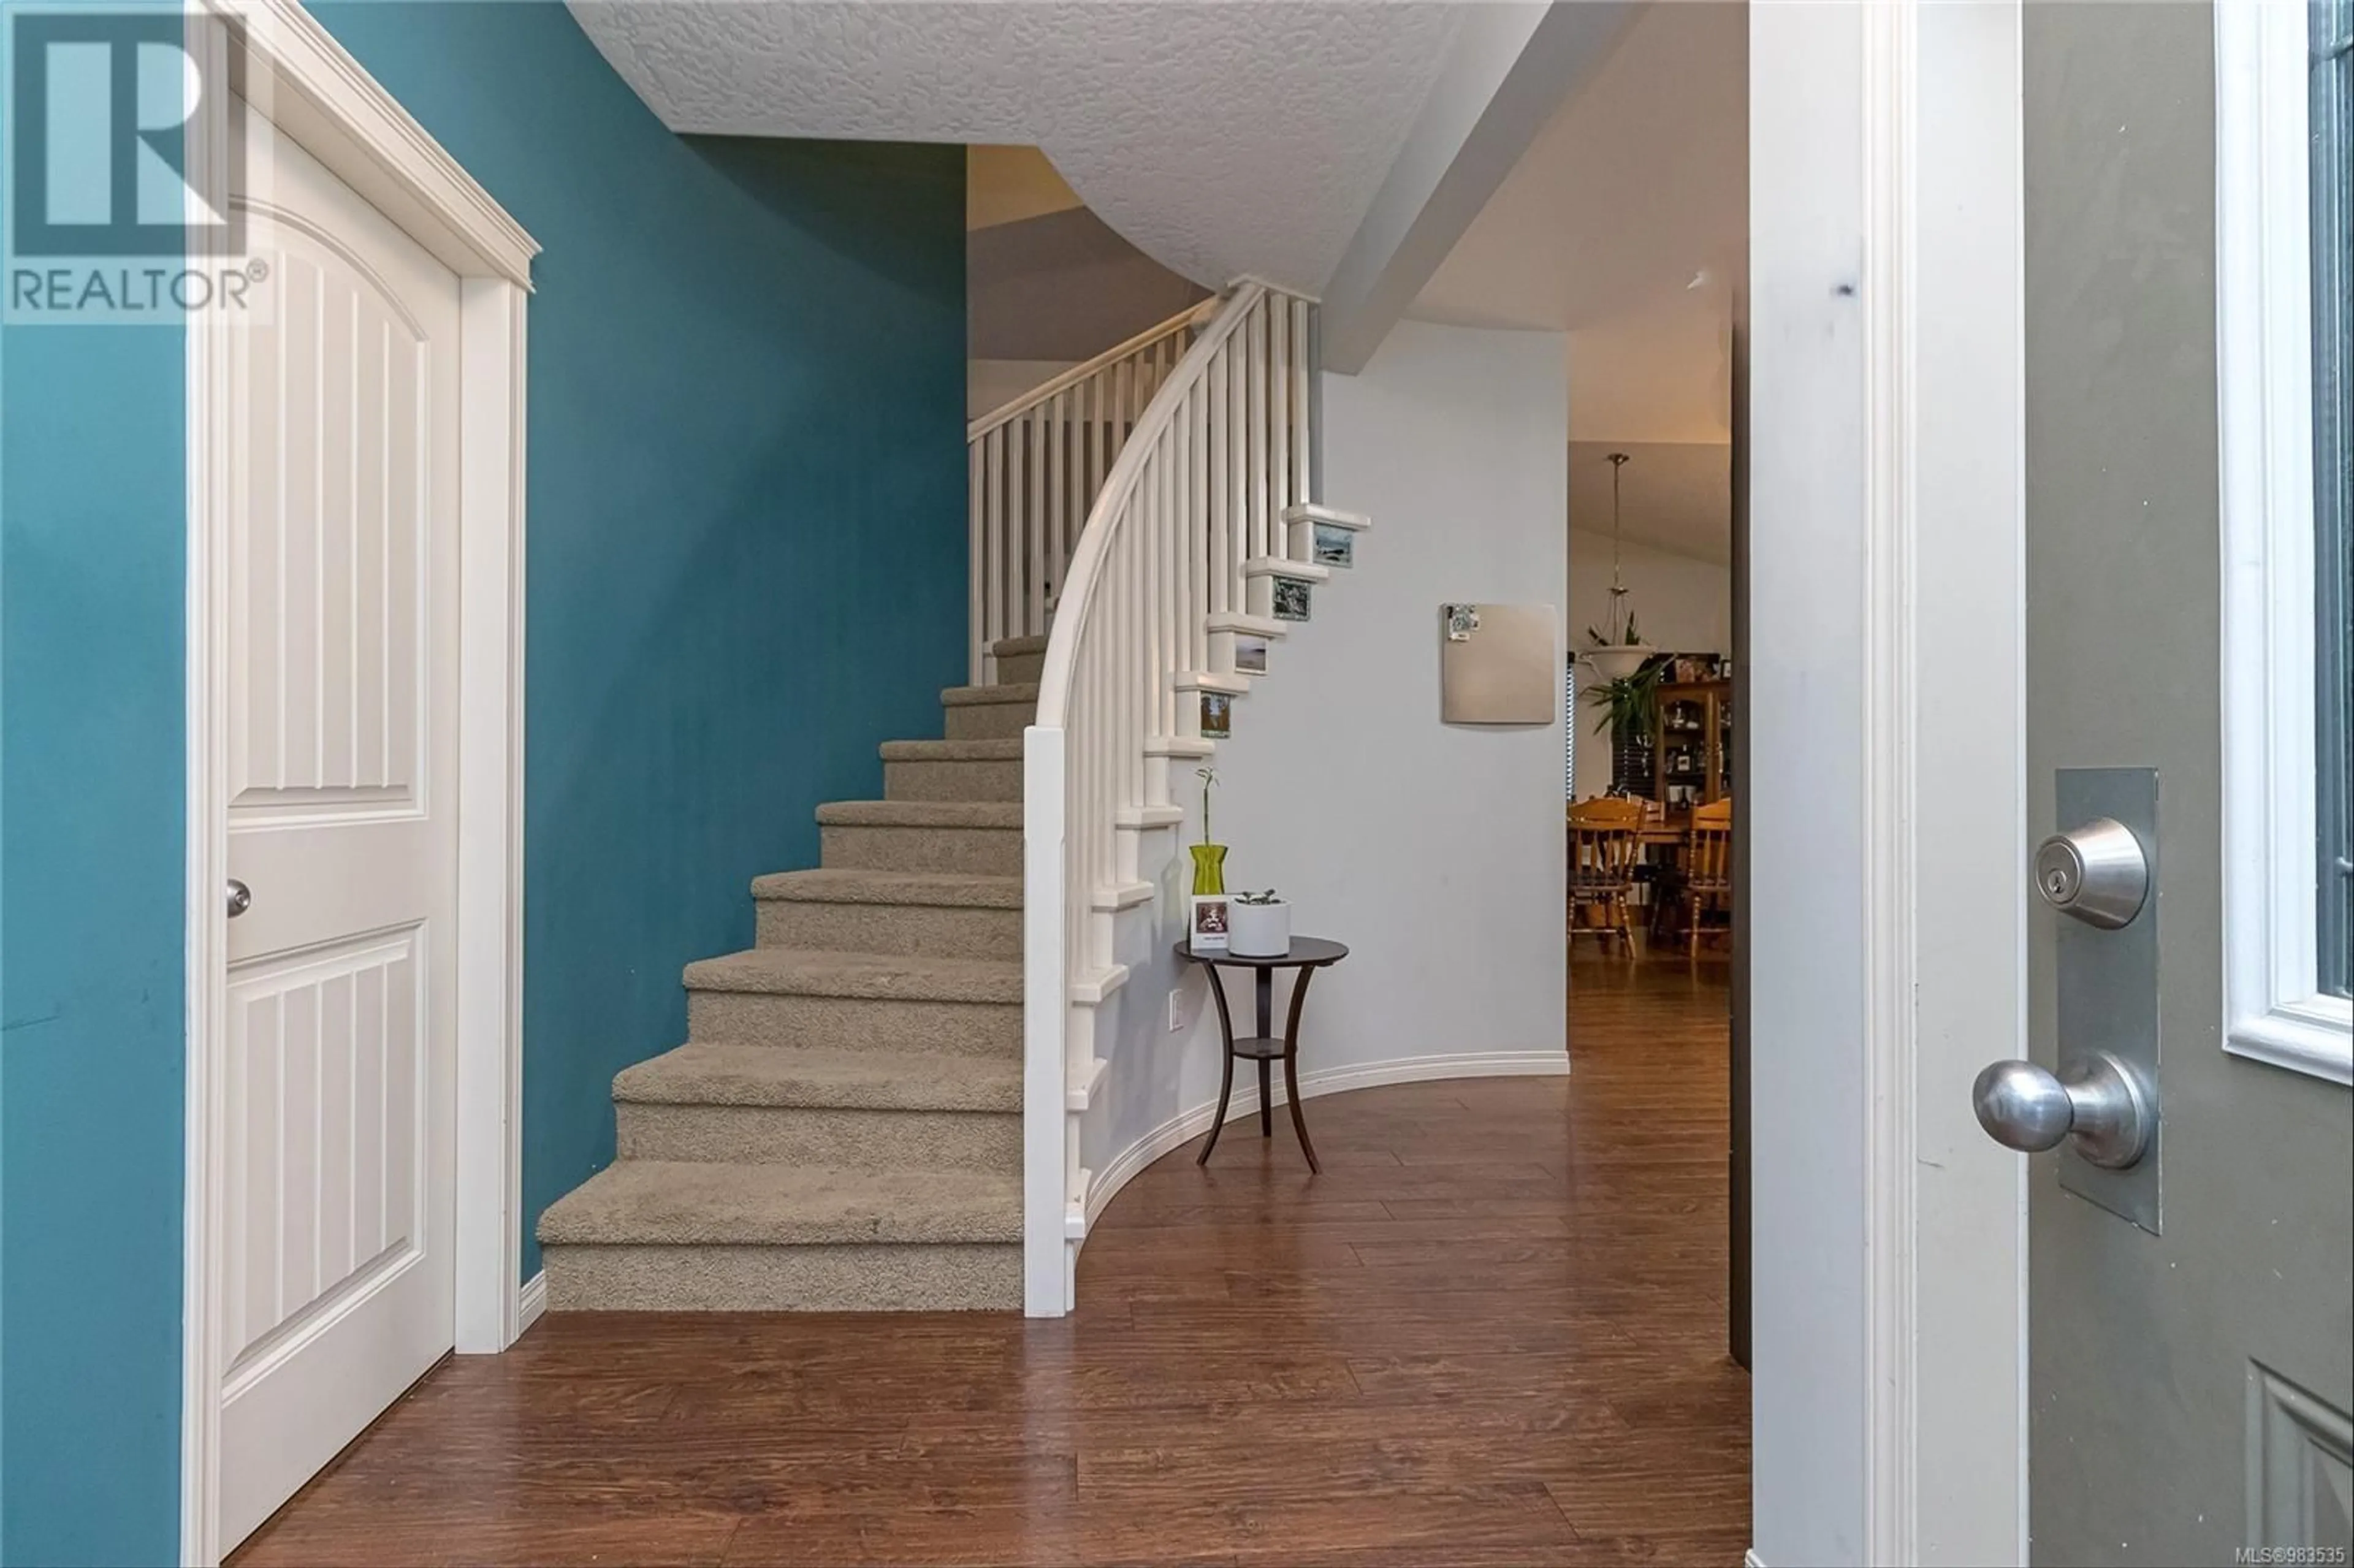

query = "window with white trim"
[2216,0,2354,1083]
[2312,0,2352,1001]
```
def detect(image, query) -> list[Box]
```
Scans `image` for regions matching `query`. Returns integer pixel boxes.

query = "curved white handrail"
[1034,283,1267,721]
[1018,280,1318,1315]
[967,297,1217,443]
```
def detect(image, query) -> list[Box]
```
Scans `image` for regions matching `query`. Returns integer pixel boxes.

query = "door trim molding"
[1857,7,1921,1563]
[1750,1,2027,1564]
[182,4,538,1562]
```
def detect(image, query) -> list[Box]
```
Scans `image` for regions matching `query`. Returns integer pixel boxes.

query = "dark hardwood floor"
[233,953,1745,1567]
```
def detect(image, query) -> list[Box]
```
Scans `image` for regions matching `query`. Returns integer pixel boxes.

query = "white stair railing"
[966,299,1219,685]
[1020,280,1324,1314]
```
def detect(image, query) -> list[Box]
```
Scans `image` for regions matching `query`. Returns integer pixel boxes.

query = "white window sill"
[2228,995,2354,1086]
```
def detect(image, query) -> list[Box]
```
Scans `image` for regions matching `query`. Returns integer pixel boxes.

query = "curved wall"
[1074,321,1571,1233]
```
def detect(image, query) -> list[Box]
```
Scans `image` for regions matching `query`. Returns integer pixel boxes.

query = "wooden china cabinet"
[1651,679,1734,813]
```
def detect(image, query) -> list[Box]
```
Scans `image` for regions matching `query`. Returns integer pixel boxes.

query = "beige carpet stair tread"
[684,946,1021,1003]
[815,799,1022,829]
[751,868,1021,908]
[537,1161,1021,1247]
[614,1041,1018,1112]
[989,634,1049,657]
[939,683,1039,708]
[878,738,1024,763]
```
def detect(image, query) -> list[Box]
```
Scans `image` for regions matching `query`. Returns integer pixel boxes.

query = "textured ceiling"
[568,1,1468,292]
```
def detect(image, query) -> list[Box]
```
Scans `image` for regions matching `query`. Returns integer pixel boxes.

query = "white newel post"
[1021,723,1069,1316]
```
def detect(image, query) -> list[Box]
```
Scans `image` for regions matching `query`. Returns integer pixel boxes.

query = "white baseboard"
[1081,1049,1571,1235]
[516,1269,547,1336]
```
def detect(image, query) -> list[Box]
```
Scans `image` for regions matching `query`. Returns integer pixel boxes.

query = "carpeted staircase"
[536,636,1048,1312]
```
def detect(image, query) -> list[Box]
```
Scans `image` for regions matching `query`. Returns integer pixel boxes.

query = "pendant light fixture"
[1582,451,1656,680]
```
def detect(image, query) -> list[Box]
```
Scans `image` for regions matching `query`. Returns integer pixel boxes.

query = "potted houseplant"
[1585,655,1665,796]
[1228,888,1292,957]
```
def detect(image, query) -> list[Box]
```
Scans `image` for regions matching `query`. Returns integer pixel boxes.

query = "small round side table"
[1173,937,1349,1173]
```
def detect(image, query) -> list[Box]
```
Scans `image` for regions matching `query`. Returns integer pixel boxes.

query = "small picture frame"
[1312,522,1355,568]
[1271,579,1312,622]
[1200,690,1233,739]
[1189,894,1231,953]
[1233,637,1269,675]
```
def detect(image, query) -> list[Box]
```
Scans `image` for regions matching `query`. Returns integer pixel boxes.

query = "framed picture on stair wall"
[1200,691,1233,738]
[1312,522,1355,568]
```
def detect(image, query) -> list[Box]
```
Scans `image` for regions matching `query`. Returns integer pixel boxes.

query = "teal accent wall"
[0,2,966,1559]
[0,299,191,1568]
[314,1,967,1282]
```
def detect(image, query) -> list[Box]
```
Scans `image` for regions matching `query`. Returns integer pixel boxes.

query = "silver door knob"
[226,878,251,918]
[2034,817,2147,928]
[1971,1051,2154,1169]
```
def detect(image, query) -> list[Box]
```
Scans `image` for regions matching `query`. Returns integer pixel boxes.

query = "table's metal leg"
[1282,965,1322,1173]
[1197,969,1237,1166]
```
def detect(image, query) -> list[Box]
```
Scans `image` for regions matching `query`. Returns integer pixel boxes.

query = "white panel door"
[214,107,462,1551]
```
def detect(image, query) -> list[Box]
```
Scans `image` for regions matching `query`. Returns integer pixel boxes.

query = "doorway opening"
[1409,0,1755,1524]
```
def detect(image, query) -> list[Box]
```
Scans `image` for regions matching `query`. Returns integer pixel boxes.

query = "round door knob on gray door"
[1971,1051,2155,1169]
[2033,816,2149,928]
[226,878,251,918]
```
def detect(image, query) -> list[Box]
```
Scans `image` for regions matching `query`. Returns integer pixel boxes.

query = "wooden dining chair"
[1686,796,1734,958]
[1567,797,1644,957]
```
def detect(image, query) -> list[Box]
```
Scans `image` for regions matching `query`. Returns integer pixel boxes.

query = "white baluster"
[1292,297,1314,511]
[1246,301,1267,561]
[969,437,985,684]
[1208,344,1229,620]
[1192,384,1209,674]
[1026,411,1045,637]
[1270,299,1291,538]
[984,426,1005,663]
[1046,390,1064,624]
[1233,332,1252,588]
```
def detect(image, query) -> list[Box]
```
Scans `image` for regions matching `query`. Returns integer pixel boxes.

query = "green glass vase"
[1189,843,1228,896]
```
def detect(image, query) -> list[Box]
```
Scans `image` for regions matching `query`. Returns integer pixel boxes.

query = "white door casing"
[211,110,463,1549]
[184,2,536,1562]
[1748,1,2028,1564]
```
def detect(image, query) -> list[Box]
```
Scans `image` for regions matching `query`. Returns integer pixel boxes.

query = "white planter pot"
[1228,900,1292,958]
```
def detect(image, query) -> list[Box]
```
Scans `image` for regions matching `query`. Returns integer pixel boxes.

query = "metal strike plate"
[2051,767,2162,1233]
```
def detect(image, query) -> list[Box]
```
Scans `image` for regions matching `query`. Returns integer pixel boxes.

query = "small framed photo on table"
[1188,894,1231,953]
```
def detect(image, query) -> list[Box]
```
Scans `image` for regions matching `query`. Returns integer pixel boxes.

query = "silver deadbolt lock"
[2033,816,2148,928]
